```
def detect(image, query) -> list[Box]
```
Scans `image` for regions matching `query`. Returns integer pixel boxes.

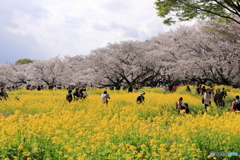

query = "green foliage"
[154,0,240,25]
[15,58,33,65]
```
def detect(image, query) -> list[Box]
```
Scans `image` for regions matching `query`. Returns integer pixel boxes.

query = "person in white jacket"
[82,88,88,99]
[203,88,211,110]
[101,91,110,104]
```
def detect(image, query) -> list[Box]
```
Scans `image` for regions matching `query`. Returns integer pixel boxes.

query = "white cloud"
[0,0,195,64]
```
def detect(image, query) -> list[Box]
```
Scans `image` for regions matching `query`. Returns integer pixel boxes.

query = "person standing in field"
[73,88,80,100]
[66,90,73,102]
[201,86,206,95]
[196,84,202,95]
[210,88,215,97]
[186,85,191,92]
[172,85,178,92]
[203,88,211,111]
[82,88,88,99]
[214,89,224,107]
[79,88,84,99]
[101,91,110,104]
[220,88,227,100]
[128,86,133,93]
[37,85,41,91]
[0,88,8,100]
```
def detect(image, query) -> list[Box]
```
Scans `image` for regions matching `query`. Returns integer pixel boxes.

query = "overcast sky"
[0,0,194,64]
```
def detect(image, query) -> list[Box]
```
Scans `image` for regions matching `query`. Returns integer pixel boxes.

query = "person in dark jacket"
[66,90,73,102]
[136,91,145,104]
[214,89,224,107]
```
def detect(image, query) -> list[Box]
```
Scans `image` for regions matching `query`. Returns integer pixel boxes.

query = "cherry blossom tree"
[65,55,94,87]
[87,40,164,87]
[0,20,239,87]
[149,20,240,85]
[29,56,72,86]
[3,63,31,86]
[0,65,7,87]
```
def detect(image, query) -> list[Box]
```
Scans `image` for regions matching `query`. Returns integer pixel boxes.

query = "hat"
[140,91,145,95]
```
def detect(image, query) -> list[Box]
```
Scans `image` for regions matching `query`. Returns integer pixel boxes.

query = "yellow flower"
[192,143,196,148]
[160,144,166,148]
[186,138,191,142]
[22,151,31,156]
[67,148,73,152]
[106,141,111,146]
[1,86,240,160]
[180,110,186,114]
[207,107,211,111]
[136,152,143,158]
[18,145,24,150]
[129,145,137,150]
[140,144,147,148]
[119,143,125,148]
[64,145,70,150]
[152,152,158,157]
[207,155,212,159]
[33,147,39,151]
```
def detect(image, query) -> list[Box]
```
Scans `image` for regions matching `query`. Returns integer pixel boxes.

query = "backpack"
[220,90,227,97]
[236,103,240,111]
[137,95,144,102]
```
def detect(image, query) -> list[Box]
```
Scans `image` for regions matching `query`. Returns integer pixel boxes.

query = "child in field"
[176,97,189,114]
[101,91,110,104]
[136,91,145,104]
[66,90,73,102]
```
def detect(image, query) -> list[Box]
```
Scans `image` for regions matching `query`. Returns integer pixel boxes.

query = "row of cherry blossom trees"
[0,20,239,88]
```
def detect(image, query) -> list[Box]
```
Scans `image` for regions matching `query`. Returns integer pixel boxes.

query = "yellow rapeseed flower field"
[0,85,239,159]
